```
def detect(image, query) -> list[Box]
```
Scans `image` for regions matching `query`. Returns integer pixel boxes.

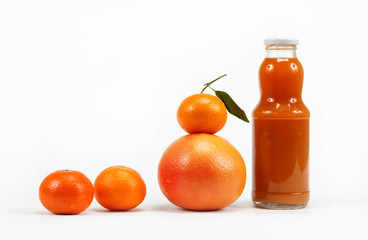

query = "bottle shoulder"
[253,99,310,119]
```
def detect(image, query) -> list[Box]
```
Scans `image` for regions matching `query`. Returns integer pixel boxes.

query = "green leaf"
[215,90,249,123]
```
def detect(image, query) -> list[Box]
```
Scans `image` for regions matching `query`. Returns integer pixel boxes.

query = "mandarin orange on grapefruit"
[177,93,227,134]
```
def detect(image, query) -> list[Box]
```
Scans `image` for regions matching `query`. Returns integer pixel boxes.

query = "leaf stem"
[208,86,216,92]
[200,74,227,93]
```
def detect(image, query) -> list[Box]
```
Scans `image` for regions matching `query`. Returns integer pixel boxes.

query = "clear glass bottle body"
[252,44,310,209]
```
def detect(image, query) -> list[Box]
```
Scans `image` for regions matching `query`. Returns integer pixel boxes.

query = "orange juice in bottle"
[252,38,310,209]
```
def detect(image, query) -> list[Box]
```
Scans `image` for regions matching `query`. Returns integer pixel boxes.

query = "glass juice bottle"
[252,38,310,209]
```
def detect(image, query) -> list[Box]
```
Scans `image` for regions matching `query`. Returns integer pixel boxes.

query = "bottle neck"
[266,45,297,58]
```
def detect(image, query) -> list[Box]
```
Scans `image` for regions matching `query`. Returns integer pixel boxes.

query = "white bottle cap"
[264,38,299,45]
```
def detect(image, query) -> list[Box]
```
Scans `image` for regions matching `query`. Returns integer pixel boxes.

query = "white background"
[1,0,367,239]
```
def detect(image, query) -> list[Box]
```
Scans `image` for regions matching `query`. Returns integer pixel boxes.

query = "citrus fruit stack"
[39,75,247,214]
[158,93,247,211]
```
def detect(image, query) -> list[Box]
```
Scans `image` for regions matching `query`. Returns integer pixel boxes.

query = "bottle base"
[252,191,309,209]
[253,201,307,210]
